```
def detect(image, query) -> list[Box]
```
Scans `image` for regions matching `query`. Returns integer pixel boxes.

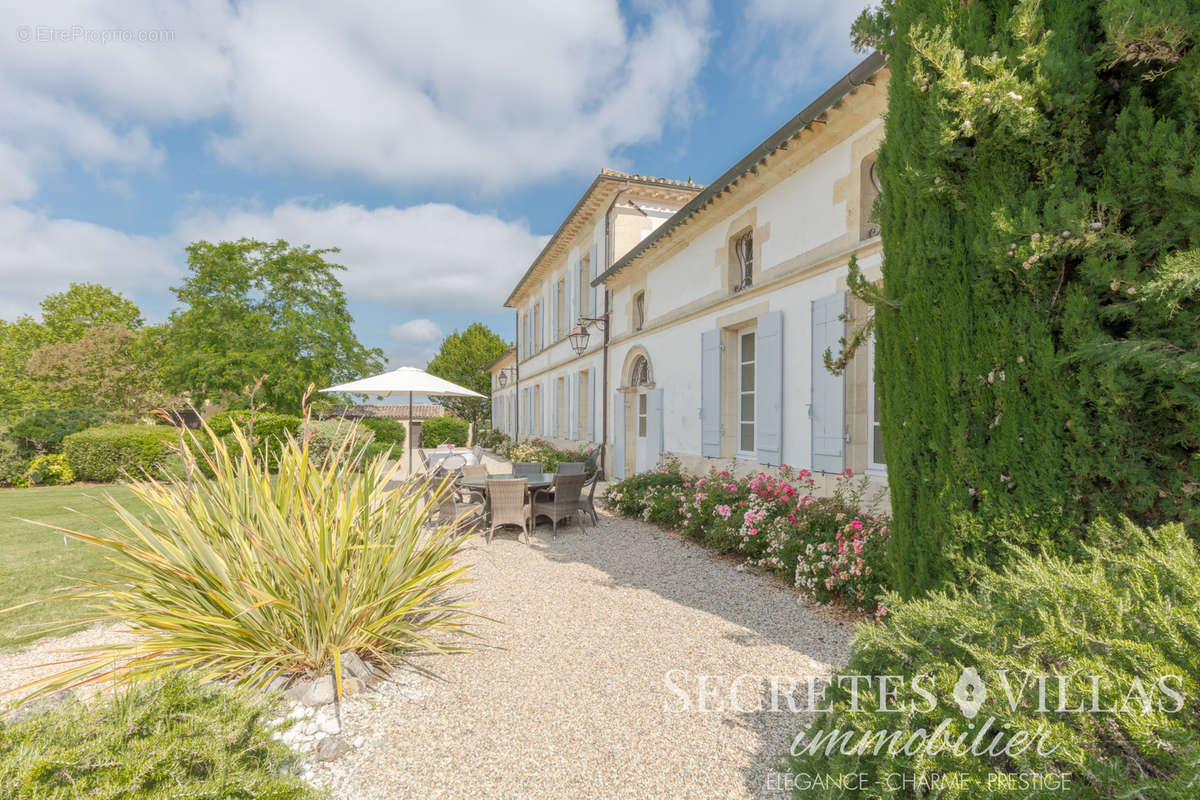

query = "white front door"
[634,391,649,473]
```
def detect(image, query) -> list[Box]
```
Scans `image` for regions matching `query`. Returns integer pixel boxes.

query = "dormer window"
[732,231,753,292]
[633,291,645,331]
[861,155,882,240]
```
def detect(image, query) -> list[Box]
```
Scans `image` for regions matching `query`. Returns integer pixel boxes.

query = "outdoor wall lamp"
[496,367,516,387]
[569,315,608,355]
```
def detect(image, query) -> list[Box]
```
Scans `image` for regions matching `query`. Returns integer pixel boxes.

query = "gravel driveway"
[309,509,854,799]
[1,507,855,799]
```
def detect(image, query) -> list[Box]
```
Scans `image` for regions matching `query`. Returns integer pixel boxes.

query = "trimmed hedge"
[63,425,177,483]
[784,520,1200,799]
[10,407,107,457]
[358,417,405,446]
[420,416,468,447]
[207,410,302,439]
[303,419,373,463]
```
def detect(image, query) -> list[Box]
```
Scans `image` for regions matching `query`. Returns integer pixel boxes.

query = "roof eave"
[504,173,703,308]
[592,51,887,288]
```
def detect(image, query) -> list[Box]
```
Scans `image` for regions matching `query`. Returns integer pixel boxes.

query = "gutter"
[592,50,886,288]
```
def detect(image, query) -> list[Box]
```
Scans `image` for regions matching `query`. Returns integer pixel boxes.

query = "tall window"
[637,393,648,437]
[633,291,645,331]
[733,231,753,291]
[534,301,542,351]
[738,331,756,454]
[579,252,592,316]
[555,376,566,437]
[578,370,590,440]
[534,384,543,435]
[867,335,886,471]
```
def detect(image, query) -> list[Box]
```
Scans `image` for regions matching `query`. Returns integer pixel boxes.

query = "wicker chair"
[512,462,541,476]
[460,463,489,503]
[430,482,484,531]
[486,478,530,544]
[531,472,588,536]
[556,462,585,475]
[579,467,603,527]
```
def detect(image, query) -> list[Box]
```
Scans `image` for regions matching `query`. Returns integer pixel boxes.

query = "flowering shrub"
[18,453,76,487]
[494,436,597,474]
[604,463,891,614]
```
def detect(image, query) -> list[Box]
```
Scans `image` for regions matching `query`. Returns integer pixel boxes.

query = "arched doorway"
[614,348,660,478]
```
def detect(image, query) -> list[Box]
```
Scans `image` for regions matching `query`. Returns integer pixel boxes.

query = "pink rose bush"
[603,459,891,614]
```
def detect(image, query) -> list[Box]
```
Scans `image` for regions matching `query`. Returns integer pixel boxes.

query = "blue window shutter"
[568,373,577,440]
[612,392,626,479]
[590,242,600,318]
[552,381,558,437]
[550,282,558,342]
[568,255,578,326]
[701,329,721,457]
[755,310,784,466]
[587,371,595,441]
[811,292,846,473]
[647,388,664,468]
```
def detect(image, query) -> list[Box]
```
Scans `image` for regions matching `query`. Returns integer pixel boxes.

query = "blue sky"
[1,0,871,367]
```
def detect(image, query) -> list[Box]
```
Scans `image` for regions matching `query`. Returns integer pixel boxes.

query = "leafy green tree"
[27,325,173,421]
[40,283,143,341]
[850,0,1200,595]
[425,323,508,430]
[164,239,384,414]
[0,316,50,420]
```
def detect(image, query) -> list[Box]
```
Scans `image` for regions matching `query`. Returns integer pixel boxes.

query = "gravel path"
[308,509,854,799]
[0,504,855,798]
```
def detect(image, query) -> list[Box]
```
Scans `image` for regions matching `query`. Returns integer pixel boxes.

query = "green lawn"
[0,484,143,650]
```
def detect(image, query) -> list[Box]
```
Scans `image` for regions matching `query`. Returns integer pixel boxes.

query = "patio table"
[458,473,554,493]
[458,473,555,527]
[425,448,479,472]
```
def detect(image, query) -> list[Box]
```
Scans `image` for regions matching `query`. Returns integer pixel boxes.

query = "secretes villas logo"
[664,666,1185,761]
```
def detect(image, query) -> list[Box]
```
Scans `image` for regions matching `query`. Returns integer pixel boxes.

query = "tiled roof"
[325,404,449,420]
[504,169,703,307]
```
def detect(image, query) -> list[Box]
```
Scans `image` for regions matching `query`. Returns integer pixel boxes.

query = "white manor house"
[490,52,889,496]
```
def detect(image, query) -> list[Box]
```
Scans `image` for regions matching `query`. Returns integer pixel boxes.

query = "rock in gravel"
[284,679,313,704]
[301,675,336,707]
[319,713,341,735]
[341,677,366,697]
[338,652,374,681]
[316,735,352,762]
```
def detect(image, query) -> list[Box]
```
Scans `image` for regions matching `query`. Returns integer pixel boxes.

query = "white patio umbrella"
[321,366,485,475]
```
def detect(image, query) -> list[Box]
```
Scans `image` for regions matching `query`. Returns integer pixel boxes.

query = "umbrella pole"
[408,391,414,477]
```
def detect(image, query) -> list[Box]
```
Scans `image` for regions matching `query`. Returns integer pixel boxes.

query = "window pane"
[740,423,754,453]
[873,387,882,423]
[741,363,755,391]
[638,394,647,414]
[740,393,754,421]
[873,427,885,465]
[741,332,755,361]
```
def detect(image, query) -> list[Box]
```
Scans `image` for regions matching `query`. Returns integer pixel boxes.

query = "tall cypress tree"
[852,0,1200,595]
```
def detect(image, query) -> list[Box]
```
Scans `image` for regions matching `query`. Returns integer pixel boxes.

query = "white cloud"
[0,205,179,320]
[212,0,711,189]
[740,0,871,102]
[176,201,548,313]
[0,0,710,195]
[388,319,443,346]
